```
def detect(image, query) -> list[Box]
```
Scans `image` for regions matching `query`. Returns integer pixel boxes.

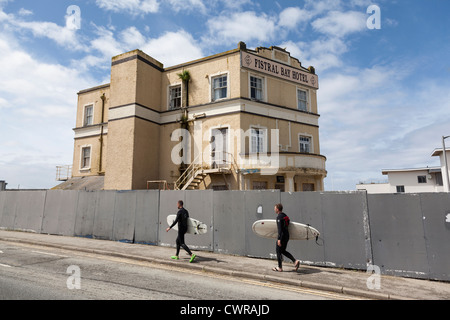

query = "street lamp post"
[442,136,450,192]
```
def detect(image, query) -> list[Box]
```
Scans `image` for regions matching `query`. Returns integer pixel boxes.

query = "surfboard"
[252,219,320,240]
[167,214,208,235]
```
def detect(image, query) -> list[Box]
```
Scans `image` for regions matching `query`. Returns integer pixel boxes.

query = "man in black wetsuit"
[273,203,300,272]
[166,200,196,263]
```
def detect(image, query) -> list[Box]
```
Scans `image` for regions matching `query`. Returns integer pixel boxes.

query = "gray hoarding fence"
[0,190,449,281]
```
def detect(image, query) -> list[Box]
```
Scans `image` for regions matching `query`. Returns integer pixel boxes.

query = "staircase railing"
[174,153,203,190]
[174,152,238,190]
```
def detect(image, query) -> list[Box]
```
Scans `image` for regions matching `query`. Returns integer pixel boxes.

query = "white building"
[431,148,450,192]
[356,148,450,194]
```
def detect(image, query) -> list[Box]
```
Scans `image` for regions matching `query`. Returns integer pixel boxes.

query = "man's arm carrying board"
[252,219,320,240]
[167,214,208,235]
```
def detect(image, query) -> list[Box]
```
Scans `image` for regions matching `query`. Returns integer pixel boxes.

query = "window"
[253,181,267,190]
[251,128,266,153]
[169,85,182,110]
[84,105,93,126]
[417,175,427,184]
[212,74,228,101]
[302,183,315,191]
[396,185,405,193]
[250,76,263,100]
[299,136,311,153]
[297,89,308,111]
[81,146,91,169]
[436,172,443,186]
[211,128,228,168]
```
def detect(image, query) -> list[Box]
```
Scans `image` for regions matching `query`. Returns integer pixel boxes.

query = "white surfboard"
[167,214,208,235]
[252,219,320,240]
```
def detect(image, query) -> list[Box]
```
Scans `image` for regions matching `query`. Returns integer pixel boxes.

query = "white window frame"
[298,134,313,154]
[210,72,229,102]
[83,103,94,127]
[168,83,182,110]
[250,126,267,154]
[209,125,231,167]
[249,74,266,102]
[296,87,310,112]
[80,145,92,171]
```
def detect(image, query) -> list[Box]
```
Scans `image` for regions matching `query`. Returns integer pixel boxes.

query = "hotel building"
[68,42,327,191]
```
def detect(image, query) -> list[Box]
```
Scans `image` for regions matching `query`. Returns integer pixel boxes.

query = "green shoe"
[171,256,179,260]
[189,254,196,263]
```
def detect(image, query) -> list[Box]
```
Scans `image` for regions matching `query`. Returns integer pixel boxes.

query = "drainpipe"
[98,93,106,175]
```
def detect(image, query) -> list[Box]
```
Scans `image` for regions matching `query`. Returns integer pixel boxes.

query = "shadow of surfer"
[166,200,197,263]
[272,203,300,273]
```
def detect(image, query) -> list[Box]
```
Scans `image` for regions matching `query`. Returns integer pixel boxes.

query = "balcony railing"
[56,165,72,181]
[237,152,326,172]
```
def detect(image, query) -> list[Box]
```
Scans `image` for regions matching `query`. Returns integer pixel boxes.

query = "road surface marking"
[31,250,68,258]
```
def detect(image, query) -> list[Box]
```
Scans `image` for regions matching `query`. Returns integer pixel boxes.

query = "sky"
[0,0,449,191]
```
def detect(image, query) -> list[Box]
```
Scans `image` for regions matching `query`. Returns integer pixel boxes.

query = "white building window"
[297,89,308,112]
[417,175,427,184]
[81,146,91,170]
[251,128,266,153]
[212,74,228,101]
[84,105,94,126]
[299,135,311,153]
[250,76,263,101]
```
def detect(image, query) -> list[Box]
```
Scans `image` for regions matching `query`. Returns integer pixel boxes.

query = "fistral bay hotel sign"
[241,51,319,90]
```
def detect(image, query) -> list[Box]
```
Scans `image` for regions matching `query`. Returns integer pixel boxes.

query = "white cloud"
[278,7,313,29]
[0,33,96,189]
[204,11,277,46]
[1,9,85,51]
[279,37,348,71]
[95,0,159,15]
[16,20,84,50]
[85,26,202,68]
[141,30,203,67]
[165,0,207,15]
[18,8,33,16]
[312,10,367,37]
[304,0,343,15]
[318,62,450,190]
[90,25,124,59]
[119,26,147,49]
[220,0,253,10]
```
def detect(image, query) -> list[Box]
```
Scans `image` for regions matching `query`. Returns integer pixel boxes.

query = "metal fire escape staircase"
[174,152,237,190]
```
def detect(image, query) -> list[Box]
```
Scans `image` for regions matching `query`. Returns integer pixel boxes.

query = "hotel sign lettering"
[241,51,319,89]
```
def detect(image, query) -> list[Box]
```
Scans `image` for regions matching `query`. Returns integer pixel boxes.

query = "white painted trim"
[74,124,108,139]
[107,100,319,127]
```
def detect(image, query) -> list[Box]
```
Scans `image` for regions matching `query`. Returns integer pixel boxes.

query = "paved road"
[0,241,359,301]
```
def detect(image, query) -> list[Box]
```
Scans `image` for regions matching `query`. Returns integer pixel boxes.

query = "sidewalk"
[0,230,449,300]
